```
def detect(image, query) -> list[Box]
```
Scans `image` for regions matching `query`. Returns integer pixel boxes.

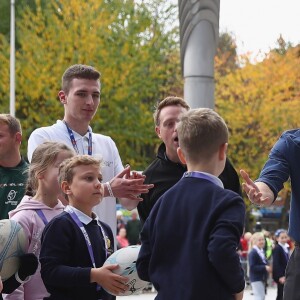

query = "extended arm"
[240,169,274,207]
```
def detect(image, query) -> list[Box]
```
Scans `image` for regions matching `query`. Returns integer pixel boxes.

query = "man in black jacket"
[138,97,241,224]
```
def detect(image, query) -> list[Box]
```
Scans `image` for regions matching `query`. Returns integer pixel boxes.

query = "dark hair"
[62,64,101,94]
[274,229,287,238]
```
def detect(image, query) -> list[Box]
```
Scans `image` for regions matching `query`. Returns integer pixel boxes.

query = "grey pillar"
[178,0,220,109]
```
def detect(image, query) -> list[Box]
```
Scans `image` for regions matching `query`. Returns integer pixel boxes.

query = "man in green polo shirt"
[0,114,28,219]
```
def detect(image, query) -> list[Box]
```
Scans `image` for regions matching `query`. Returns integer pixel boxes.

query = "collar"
[279,242,289,253]
[184,171,224,188]
[57,120,93,140]
[65,205,98,225]
[157,143,185,166]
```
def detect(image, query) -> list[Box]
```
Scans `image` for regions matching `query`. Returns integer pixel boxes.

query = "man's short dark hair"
[62,64,101,93]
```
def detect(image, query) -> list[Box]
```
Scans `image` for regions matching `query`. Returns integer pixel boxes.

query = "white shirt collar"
[65,205,98,225]
[57,120,93,139]
[279,242,289,253]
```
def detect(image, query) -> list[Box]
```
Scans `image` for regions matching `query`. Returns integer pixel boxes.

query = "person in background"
[239,231,252,284]
[4,142,74,300]
[137,96,242,225]
[272,229,289,300]
[0,114,27,220]
[27,64,153,236]
[116,210,125,235]
[116,228,129,249]
[248,232,272,300]
[137,108,245,300]
[125,210,141,245]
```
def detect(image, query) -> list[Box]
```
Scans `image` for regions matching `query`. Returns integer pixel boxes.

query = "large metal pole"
[178,0,220,109]
[10,0,16,117]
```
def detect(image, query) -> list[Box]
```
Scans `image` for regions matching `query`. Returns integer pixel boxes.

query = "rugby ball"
[0,219,26,281]
[103,245,149,296]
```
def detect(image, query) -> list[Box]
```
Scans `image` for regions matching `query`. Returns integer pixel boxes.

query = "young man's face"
[65,164,103,214]
[59,78,101,124]
[0,123,19,161]
[155,105,188,163]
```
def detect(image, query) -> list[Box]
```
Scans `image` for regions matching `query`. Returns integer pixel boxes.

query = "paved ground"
[117,286,277,299]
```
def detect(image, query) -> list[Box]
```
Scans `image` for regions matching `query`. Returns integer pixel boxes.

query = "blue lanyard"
[64,121,92,155]
[66,207,108,291]
[36,209,48,225]
[183,171,222,187]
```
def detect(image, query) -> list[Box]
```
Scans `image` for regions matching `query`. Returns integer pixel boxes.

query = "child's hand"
[266,265,272,273]
[279,276,286,284]
[90,264,129,295]
[234,290,244,300]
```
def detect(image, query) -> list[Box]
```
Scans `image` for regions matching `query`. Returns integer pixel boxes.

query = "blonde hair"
[0,114,22,135]
[153,96,190,126]
[58,155,102,186]
[176,108,228,164]
[249,232,264,250]
[26,142,75,196]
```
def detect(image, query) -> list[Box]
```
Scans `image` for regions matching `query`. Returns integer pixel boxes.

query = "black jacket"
[138,143,241,224]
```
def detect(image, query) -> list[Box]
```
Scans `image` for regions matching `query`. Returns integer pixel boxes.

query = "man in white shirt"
[28,64,152,235]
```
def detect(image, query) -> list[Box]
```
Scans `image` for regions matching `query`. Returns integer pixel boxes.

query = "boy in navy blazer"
[137,108,245,300]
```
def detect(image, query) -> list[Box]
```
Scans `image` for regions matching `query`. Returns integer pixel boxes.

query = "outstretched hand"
[240,169,271,207]
[110,165,154,201]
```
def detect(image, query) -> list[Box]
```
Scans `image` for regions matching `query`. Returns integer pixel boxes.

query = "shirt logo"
[7,190,17,201]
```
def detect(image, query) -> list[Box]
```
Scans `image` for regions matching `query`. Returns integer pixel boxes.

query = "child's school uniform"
[248,246,269,283]
[40,206,115,300]
[273,243,289,300]
[137,172,245,300]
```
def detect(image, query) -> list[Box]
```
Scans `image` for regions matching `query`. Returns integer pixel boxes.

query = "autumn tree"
[0,0,182,169]
[215,31,239,77]
[216,45,300,182]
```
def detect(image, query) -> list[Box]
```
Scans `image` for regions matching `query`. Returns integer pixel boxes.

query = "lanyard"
[36,209,48,225]
[183,171,223,187]
[67,207,108,266]
[63,121,92,155]
[66,207,109,293]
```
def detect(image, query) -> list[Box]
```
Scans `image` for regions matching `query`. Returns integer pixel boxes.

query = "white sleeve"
[27,128,50,162]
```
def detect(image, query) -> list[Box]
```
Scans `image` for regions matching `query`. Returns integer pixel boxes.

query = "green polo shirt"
[0,158,28,219]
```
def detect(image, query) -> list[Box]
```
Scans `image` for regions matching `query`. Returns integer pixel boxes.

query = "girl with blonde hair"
[5,142,74,300]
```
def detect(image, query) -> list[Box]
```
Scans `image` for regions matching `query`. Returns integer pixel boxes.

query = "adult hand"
[240,170,273,207]
[109,166,153,201]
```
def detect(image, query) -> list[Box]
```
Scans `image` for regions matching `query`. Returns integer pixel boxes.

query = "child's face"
[41,151,73,195]
[255,236,265,249]
[277,232,288,244]
[66,164,103,213]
